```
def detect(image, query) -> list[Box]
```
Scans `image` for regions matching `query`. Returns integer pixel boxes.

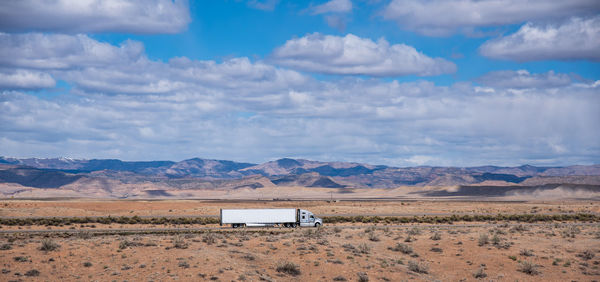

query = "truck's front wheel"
[315,222,321,227]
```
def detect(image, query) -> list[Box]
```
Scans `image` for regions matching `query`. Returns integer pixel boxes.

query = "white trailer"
[220,208,323,228]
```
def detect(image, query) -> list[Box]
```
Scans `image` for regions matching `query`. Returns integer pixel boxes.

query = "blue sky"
[0,0,599,166]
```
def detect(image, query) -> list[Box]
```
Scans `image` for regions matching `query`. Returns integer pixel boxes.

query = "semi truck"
[220,208,323,228]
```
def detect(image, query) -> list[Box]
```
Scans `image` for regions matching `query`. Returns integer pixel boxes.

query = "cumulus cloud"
[477,70,572,89]
[0,0,190,34]
[2,78,598,166]
[383,0,600,36]
[480,16,600,61]
[270,33,456,76]
[0,33,145,70]
[0,69,55,89]
[1,32,598,166]
[60,56,308,95]
[0,33,308,96]
[311,0,353,15]
[307,0,353,31]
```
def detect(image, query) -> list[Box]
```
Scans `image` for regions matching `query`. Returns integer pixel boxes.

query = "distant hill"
[1,156,599,198]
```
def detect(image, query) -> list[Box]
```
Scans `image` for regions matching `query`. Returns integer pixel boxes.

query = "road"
[2,211,598,219]
[0,222,597,236]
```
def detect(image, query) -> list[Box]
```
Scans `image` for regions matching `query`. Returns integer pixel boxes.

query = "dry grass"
[276,261,301,276]
[408,260,429,274]
[518,261,540,275]
[39,239,59,251]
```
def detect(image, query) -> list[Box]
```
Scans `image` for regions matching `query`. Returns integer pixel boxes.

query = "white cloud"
[477,70,572,89]
[1,33,598,166]
[325,15,348,32]
[0,33,144,70]
[0,0,190,34]
[2,78,598,166]
[311,0,353,15]
[270,33,456,76]
[0,69,55,89]
[247,0,280,11]
[383,0,600,36]
[0,33,308,96]
[480,16,600,62]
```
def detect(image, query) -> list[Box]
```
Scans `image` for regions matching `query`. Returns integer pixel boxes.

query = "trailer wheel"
[291,223,297,228]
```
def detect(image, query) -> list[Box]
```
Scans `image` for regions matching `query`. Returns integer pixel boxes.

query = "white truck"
[220,208,323,228]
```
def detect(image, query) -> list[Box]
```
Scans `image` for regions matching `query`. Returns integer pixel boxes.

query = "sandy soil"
[1,199,598,218]
[0,224,598,281]
[1,200,599,281]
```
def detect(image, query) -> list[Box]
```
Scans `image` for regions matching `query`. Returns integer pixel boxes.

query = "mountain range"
[1,156,599,198]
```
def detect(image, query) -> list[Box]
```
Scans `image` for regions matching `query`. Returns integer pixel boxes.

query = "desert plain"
[0,198,599,281]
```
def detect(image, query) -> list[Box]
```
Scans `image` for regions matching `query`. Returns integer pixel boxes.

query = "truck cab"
[299,209,323,227]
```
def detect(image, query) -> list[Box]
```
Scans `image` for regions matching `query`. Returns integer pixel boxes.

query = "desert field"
[1,199,599,218]
[1,199,599,281]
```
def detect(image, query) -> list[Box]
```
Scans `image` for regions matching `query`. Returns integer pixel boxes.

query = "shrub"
[407,260,429,274]
[357,272,369,282]
[357,243,371,254]
[119,240,131,249]
[430,247,443,253]
[407,227,421,236]
[40,239,60,251]
[276,261,301,276]
[25,269,40,277]
[478,234,489,246]
[473,267,487,278]
[510,225,528,233]
[83,262,92,267]
[0,243,12,250]
[333,275,347,281]
[520,249,534,257]
[368,233,380,242]
[518,261,539,275]
[241,253,255,261]
[389,243,413,254]
[203,233,216,245]
[561,226,580,238]
[342,243,355,251]
[178,261,190,268]
[333,227,342,233]
[430,232,442,241]
[173,236,188,249]
[578,250,595,261]
[327,259,343,264]
[491,234,501,245]
[14,256,29,262]
[552,258,562,266]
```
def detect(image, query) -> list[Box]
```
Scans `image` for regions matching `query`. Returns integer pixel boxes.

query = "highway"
[0,222,597,236]
[2,211,598,220]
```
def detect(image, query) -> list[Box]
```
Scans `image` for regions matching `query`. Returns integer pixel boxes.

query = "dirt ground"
[1,199,599,281]
[1,199,598,217]
[0,223,598,281]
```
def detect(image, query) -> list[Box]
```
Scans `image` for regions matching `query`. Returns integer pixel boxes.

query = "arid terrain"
[1,199,599,218]
[2,157,599,199]
[1,199,599,281]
